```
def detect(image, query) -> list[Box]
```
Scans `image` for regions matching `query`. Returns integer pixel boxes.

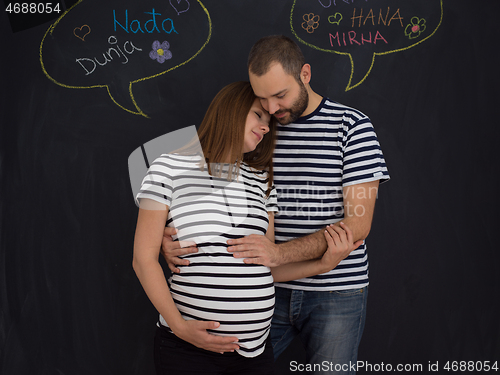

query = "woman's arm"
[265,213,362,282]
[133,198,239,353]
[133,199,184,329]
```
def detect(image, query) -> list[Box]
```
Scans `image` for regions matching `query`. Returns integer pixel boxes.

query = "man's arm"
[227,180,380,267]
[271,223,364,281]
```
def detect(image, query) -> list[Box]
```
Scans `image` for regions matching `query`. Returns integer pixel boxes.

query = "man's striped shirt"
[273,98,389,291]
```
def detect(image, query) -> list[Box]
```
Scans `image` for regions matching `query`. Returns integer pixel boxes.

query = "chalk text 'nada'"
[113,9,178,34]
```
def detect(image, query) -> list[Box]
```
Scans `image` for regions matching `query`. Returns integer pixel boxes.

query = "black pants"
[154,326,274,375]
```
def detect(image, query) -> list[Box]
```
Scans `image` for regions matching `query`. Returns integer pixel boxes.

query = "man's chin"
[274,113,292,125]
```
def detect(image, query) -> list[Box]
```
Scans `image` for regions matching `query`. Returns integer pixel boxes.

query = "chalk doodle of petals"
[405,17,427,39]
[149,40,173,63]
[302,13,320,34]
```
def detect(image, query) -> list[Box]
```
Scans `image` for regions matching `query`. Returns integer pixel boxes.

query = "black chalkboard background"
[1,1,499,374]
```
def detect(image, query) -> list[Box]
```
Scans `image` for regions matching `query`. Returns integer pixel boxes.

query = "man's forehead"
[249,62,287,81]
[249,66,293,98]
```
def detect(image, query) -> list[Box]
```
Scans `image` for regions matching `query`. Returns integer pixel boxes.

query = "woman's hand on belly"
[171,319,240,354]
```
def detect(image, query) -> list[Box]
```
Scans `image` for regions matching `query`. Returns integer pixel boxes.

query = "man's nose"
[267,99,280,115]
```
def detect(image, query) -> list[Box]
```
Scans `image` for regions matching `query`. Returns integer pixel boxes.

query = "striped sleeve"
[135,154,175,207]
[266,186,279,213]
[342,113,390,187]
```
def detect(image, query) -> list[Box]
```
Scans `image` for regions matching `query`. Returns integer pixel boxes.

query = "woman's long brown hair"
[175,81,276,194]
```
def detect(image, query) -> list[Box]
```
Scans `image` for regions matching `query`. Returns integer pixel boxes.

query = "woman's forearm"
[132,257,185,331]
[271,258,331,282]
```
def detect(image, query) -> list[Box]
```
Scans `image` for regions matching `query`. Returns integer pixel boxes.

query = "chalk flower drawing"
[302,13,320,34]
[149,40,172,63]
[405,17,427,39]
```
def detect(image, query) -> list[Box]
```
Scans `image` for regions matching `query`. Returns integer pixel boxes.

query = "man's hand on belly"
[227,234,281,267]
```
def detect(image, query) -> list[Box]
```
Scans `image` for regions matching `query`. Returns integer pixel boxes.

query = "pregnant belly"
[167,265,275,343]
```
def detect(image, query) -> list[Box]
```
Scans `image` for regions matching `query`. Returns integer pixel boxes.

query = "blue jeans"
[271,286,368,375]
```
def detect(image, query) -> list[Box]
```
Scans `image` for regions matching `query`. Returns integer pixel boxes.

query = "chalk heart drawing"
[73,24,91,41]
[170,0,190,15]
[39,0,212,118]
[328,13,342,25]
[290,0,443,91]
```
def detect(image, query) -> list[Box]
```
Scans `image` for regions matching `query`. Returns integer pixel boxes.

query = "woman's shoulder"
[240,162,270,180]
[153,153,202,165]
[146,153,202,177]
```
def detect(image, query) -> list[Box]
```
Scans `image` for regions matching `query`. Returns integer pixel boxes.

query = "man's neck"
[301,88,323,118]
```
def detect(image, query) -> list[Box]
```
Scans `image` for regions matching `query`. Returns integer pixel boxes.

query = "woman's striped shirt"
[136,153,278,358]
[273,98,390,291]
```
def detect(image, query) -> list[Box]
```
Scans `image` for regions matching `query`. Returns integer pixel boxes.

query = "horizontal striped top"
[273,98,389,291]
[136,153,278,358]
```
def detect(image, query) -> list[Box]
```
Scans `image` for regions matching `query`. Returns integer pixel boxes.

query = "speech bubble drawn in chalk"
[40,0,212,118]
[129,126,250,245]
[290,0,443,91]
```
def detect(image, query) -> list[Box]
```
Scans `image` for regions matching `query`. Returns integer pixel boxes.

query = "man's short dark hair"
[248,35,305,83]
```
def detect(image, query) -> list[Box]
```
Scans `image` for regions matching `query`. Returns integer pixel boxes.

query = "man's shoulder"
[286,98,369,130]
[321,98,369,120]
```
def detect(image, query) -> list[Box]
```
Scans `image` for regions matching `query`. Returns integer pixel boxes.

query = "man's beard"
[274,83,309,125]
